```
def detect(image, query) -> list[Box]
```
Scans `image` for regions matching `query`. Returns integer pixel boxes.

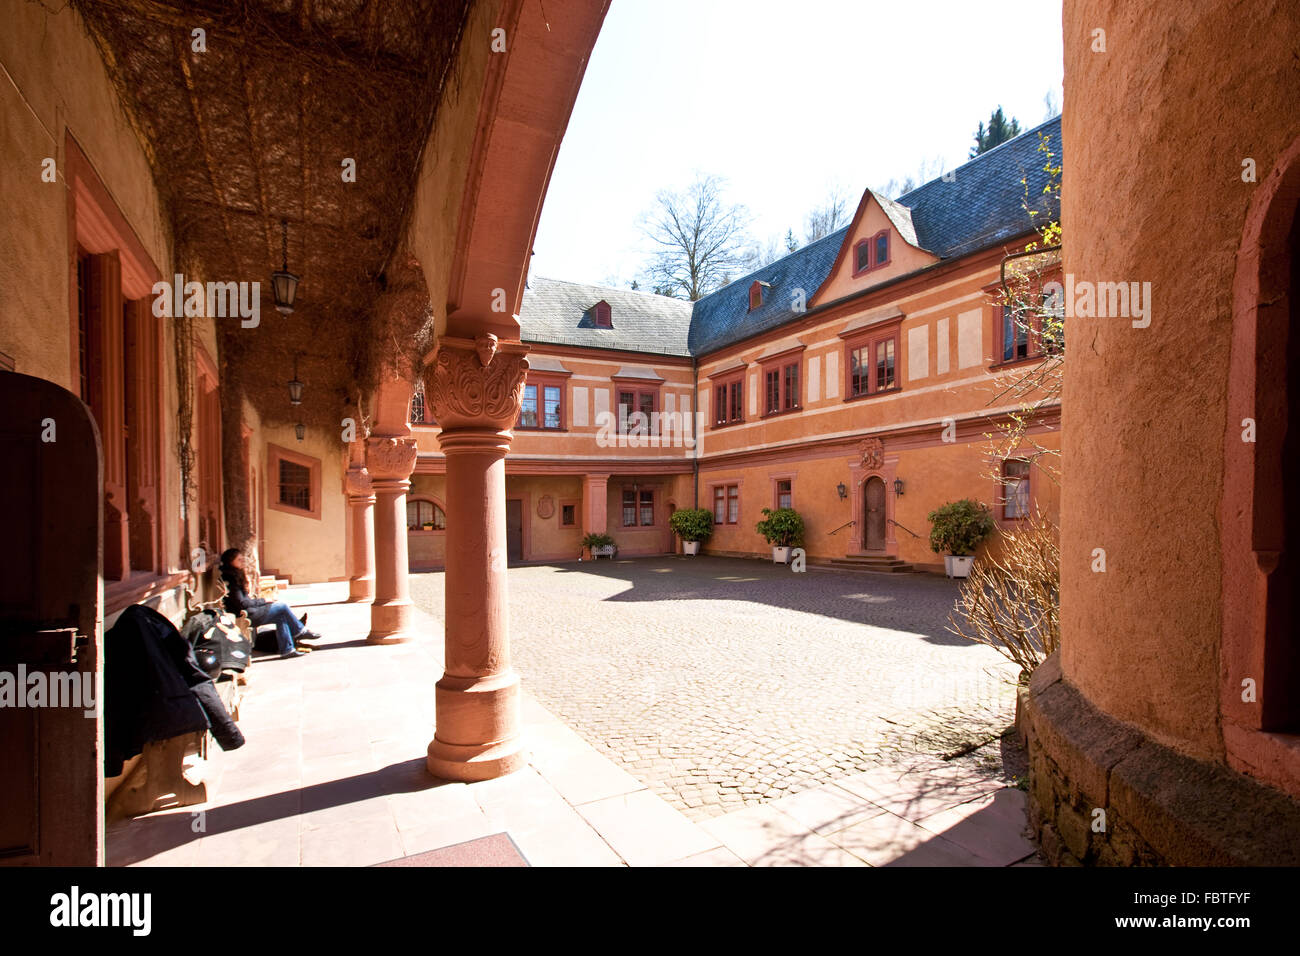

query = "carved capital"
[365,436,418,481]
[424,336,529,431]
[344,466,374,498]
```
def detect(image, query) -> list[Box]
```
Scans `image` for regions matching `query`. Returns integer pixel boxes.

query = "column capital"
[365,435,419,481]
[424,334,530,433]
[344,465,375,499]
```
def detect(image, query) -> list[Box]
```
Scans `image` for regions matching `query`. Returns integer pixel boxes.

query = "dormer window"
[748,281,768,312]
[591,300,612,328]
[853,230,891,276]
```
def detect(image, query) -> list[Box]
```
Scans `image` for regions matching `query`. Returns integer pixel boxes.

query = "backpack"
[180,608,252,677]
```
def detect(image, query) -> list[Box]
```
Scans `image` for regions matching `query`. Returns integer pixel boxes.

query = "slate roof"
[520,277,693,357]
[521,116,1061,360]
[687,227,848,356]
[895,114,1061,260]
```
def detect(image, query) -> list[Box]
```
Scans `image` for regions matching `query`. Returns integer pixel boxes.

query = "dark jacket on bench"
[104,604,245,776]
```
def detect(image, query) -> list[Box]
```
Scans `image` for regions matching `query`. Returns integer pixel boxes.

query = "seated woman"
[217,548,321,659]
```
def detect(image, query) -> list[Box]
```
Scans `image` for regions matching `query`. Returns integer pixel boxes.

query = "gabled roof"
[688,116,1061,356]
[519,117,1062,361]
[520,277,694,357]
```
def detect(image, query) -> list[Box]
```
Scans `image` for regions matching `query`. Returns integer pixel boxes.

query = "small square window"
[560,504,576,527]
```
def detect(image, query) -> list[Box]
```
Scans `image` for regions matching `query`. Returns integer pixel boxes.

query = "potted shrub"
[927,499,996,578]
[669,508,713,555]
[755,507,804,564]
[581,532,617,560]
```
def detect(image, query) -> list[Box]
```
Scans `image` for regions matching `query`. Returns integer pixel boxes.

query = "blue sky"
[529,0,1064,290]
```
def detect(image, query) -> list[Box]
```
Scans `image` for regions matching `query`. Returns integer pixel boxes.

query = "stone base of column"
[426,670,526,781]
[348,575,375,604]
[367,599,414,643]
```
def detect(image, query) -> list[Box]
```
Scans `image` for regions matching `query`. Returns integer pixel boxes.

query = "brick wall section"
[1023,652,1300,866]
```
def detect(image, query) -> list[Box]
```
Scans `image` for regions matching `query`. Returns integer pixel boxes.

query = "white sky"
[529,0,1063,290]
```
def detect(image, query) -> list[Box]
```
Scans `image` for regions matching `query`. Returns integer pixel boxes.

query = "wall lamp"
[836,482,847,500]
[894,477,905,497]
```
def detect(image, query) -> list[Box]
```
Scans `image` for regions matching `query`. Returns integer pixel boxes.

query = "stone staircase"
[825,555,916,573]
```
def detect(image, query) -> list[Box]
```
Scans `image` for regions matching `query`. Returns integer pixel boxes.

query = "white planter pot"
[945,554,975,578]
[683,540,701,556]
[772,546,792,564]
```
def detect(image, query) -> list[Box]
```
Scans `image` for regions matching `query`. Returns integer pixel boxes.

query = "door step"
[826,556,916,573]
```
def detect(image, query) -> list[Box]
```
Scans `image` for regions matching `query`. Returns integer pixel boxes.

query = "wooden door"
[0,372,103,865]
[506,499,524,563]
[864,476,886,551]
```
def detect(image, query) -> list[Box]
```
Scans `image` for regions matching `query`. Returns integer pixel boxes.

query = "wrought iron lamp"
[836,482,847,500]
[287,353,304,405]
[894,477,905,497]
[271,218,300,314]
[294,422,305,442]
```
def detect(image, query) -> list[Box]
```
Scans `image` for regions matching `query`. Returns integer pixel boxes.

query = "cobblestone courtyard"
[410,557,1020,821]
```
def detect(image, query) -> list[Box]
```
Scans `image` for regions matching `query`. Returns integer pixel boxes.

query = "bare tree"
[642,174,752,300]
[876,156,948,200]
[804,185,850,243]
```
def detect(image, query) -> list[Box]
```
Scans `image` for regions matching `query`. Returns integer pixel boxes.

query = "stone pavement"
[410,556,1021,820]
[107,568,1039,866]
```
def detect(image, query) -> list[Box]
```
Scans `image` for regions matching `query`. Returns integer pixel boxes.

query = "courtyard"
[108,558,1038,867]
[410,557,1023,819]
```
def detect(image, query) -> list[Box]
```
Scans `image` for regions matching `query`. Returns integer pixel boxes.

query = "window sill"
[408,528,447,535]
[843,387,901,404]
[989,353,1053,371]
[711,419,746,430]
[760,406,802,420]
[268,501,321,521]
[515,426,568,433]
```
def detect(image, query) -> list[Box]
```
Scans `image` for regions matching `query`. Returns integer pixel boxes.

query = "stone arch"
[1221,131,1300,793]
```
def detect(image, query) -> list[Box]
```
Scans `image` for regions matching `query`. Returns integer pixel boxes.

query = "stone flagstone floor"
[108,576,1040,867]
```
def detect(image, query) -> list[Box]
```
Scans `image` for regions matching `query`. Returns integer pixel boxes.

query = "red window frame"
[517,373,566,430]
[622,488,655,527]
[993,271,1065,367]
[1000,459,1032,520]
[748,281,764,311]
[852,229,891,277]
[712,483,740,525]
[591,300,612,327]
[774,477,793,510]
[760,356,801,417]
[712,373,744,427]
[614,381,660,435]
[267,443,322,521]
[843,323,901,400]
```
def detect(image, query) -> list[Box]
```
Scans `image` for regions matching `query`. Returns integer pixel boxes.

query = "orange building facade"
[406,119,1064,571]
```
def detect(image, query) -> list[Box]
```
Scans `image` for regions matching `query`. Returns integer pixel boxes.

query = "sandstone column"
[345,443,376,604]
[424,334,529,781]
[365,434,418,642]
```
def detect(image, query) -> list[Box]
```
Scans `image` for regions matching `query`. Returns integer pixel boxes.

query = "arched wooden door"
[863,476,886,551]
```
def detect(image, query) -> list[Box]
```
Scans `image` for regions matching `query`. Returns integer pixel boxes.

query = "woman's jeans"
[252,601,305,654]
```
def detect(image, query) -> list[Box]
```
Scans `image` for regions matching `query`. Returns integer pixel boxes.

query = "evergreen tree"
[970,106,1022,157]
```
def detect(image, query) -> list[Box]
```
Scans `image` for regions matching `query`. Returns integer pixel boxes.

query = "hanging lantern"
[295,422,305,442]
[287,353,304,405]
[271,218,300,314]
